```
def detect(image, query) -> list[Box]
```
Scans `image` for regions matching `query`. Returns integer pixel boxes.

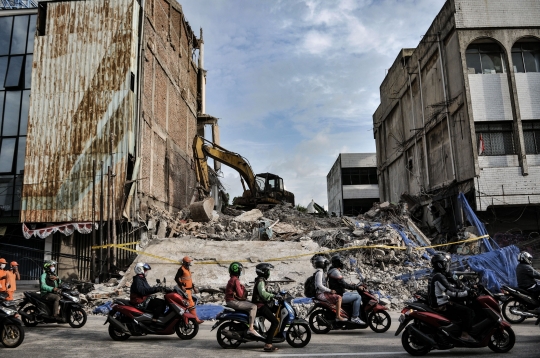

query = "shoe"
[195,319,204,324]
[263,346,279,352]
[351,317,365,325]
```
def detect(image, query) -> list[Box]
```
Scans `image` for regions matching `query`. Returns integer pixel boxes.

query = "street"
[4,312,540,358]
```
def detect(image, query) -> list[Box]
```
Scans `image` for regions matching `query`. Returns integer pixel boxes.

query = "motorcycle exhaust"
[407,325,437,347]
[18,310,33,321]
[316,314,331,327]
[108,316,130,333]
[510,309,537,318]
[222,329,245,341]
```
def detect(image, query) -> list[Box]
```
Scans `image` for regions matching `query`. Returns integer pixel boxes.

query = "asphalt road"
[4,311,540,358]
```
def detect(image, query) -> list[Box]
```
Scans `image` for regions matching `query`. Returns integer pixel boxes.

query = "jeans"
[342,292,361,318]
[257,305,279,344]
[43,293,61,316]
[445,301,474,332]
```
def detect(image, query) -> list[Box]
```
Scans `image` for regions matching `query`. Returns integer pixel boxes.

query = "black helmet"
[518,251,533,265]
[331,254,345,269]
[229,262,243,276]
[431,253,449,272]
[311,255,329,271]
[255,263,274,279]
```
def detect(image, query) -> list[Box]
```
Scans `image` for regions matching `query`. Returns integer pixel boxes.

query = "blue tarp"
[390,224,434,259]
[457,192,499,252]
[93,301,113,314]
[197,304,225,320]
[467,245,520,292]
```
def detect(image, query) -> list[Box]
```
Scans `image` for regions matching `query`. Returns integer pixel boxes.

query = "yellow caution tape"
[95,234,491,266]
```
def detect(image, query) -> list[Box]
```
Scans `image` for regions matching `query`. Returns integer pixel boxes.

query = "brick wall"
[455,0,540,29]
[515,73,540,120]
[138,0,199,214]
[468,74,513,121]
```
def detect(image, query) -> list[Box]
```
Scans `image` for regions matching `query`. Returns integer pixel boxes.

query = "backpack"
[304,272,317,298]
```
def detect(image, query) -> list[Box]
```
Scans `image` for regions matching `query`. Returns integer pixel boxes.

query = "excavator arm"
[192,135,257,195]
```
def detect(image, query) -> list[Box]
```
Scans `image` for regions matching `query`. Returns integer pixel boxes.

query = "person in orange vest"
[174,256,203,324]
[0,258,7,298]
[6,261,20,301]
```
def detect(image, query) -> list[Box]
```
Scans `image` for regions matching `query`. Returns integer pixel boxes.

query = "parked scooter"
[18,282,86,328]
[501,285,540,324]
[212,290,311,349]
[0,292,24,348]
[308,286,391,334]
[395,282,514,356]
[105,279,199,341]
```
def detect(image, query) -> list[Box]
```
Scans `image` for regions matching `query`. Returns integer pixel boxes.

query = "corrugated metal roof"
[21,0,140,222]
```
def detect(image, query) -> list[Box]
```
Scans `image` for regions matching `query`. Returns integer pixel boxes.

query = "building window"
[523,120,540,154]
[341,167,378,185]
[0,14,36,217]
[476,122,515,156]
[466,43,506,74]
[343,199,378,216]
[512,40,540,73]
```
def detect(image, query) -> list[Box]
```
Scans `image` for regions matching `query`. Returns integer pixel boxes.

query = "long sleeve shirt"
[40,273,61,294]
[315,268,331,294]
[516,263,540,289]
[130,274,158,305]
[225,276,246,302]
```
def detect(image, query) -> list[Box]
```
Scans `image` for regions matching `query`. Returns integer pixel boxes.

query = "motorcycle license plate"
[398,314,405,323]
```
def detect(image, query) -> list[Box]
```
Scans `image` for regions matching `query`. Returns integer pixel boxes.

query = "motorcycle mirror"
[156,279,161,284]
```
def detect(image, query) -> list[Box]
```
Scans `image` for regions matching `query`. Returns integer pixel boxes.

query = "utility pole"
[91,160,96,282]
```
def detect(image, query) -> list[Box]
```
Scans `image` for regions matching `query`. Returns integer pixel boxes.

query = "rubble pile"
[85,200,444,313]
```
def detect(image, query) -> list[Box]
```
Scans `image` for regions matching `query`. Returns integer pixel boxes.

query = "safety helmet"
[431,253,449,273]
[255,263,274,279]
[518,251,533,265]
[10,261,18,267]
[182,256,193,266]
[43,260,57,273]
[331,254,345,269]
[0,258,6,264]
[229,262,243,276]
[134,262,151,276]
[311,255,330,271]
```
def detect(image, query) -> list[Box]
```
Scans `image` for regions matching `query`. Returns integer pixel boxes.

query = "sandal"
[263,346,279,352]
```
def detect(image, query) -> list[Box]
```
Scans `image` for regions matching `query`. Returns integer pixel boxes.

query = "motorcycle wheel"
[21,306,38,327]
[502,299,526,324]
[401,329,430,356]
[108,324,130,341]
[175,318,199,340]
[368,311,391,333]
[488,326,515,353]
[216,321,243,349]
[286,323,311,348]
[308,309,332,334]
[1,323,25,348]
[68,307,87,328]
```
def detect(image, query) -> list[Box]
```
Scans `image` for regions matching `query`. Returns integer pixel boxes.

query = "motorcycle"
[212,290,311,349]
[18,282,87,328]
[308,286,391,334]
[395,282,515,356]
[501,284,540,324]
[0,292,25,348]
[105,279,199,341]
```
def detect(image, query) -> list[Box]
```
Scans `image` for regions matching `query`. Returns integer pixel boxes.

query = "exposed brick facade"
[138,0,199,215]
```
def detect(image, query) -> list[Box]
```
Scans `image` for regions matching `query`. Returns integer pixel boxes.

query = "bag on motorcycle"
[304,273,317,298]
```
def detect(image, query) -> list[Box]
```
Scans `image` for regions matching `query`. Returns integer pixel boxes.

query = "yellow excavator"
[192,135,295,207]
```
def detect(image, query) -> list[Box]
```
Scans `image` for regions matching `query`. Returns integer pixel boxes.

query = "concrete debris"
[233,209,263,222]
[189,197,215,222]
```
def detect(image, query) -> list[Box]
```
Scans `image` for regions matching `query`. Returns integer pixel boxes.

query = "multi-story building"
[327,153,379,216]
[373,0,540,236]
[0,0,219,281]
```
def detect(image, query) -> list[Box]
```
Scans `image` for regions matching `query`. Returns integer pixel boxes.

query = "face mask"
[50,267,56,273]
[0,264,5,269]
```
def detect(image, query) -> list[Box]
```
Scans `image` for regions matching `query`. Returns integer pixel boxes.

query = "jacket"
[314,268,331,295]
[130,274,158,305]
[40,272,61,295]
[251,277,274,305]
[428,271,468,308]
[175,266,193,290]
[516,262,540,289]
[328,267,357,296]
[225,275,246,302]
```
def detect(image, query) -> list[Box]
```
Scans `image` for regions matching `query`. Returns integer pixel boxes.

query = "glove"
[274,294,283,301]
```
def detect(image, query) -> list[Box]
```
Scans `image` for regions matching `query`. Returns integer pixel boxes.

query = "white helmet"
[518,252,533,265]
[134,262,151,276]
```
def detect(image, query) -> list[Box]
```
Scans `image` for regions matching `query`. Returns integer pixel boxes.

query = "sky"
[179,0,446,208]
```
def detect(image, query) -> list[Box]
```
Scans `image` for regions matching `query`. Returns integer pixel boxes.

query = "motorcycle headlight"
[71,296,80,303]
[0,306,17,316]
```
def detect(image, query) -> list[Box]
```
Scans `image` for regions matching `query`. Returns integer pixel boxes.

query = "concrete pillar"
[58,234,79,280]
[44,235,52,261]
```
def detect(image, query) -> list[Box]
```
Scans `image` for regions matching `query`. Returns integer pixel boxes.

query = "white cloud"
[302,31,333,54]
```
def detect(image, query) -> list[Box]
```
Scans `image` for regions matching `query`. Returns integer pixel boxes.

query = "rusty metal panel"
[21,0,140,223]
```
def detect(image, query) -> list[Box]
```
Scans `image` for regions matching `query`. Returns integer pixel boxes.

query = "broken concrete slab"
[189,197,215,222]
[234,209,263,222]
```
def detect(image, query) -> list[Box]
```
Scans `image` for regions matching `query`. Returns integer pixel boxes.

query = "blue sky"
[179,0,446,207]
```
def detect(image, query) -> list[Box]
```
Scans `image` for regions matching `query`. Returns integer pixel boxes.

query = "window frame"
[466,43,506,74]
[511,41,540,73]
[475,121,515,156]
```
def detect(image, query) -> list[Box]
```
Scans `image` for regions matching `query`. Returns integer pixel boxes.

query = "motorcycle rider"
[251,263,279,352]
[5,261,20,301]
[0,258,7,297]
[175,256,203,324]
[225,262,263,338]
[130,262,166,320]
[516,251,540,299]
[312,255,345,322]
[40,260,62,319]
[328,254,365,325]
[428,253,475,343]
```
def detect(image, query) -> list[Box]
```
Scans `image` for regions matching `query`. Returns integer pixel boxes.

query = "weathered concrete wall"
[468,74,513,121]
[515,73,540,120]
[454,0,540,29]
[123,237,323,289]
[138,0,199,216]
[326,155,342,215]
[343,185,379,200]
[340,153,376,168]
